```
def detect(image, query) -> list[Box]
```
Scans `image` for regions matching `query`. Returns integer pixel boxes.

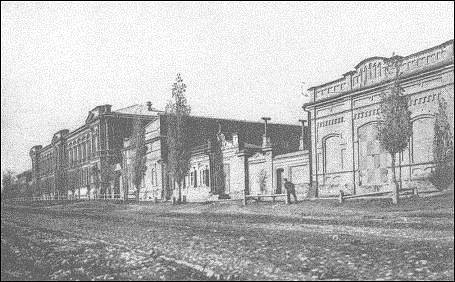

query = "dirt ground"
[1,192,454,280]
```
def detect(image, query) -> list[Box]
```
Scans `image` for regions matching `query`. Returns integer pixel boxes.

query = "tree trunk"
[178,181,182,204]
[391,153,399,204]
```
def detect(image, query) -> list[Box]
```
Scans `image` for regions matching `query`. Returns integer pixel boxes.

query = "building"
[30,102,162,198]
[122,114,310,202]
[303,39,454,197]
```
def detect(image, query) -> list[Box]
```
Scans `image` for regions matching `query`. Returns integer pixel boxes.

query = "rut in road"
[2,208,454,281]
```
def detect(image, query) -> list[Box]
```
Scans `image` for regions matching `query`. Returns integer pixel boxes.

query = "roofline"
[307,39,454,91]
[303,60,454,110]
[157,112,302,127]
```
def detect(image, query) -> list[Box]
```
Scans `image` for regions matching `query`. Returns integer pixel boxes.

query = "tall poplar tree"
[430,97,454,190]
[132,118,147,202]
[166,74,191,204]
[377,56,412,204]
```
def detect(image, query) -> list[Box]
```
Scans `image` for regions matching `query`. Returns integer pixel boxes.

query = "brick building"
[30,103,161,198]
[303,39,454,197]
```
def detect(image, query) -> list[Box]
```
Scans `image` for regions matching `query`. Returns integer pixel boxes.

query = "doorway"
[276,168,284,194]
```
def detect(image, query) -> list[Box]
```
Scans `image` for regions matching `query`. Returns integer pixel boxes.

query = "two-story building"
[30,102,161,198]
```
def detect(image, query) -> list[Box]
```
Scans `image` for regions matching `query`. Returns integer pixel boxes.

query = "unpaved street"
[1,203,454,280]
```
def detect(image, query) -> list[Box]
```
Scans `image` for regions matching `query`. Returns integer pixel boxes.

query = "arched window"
[151,168,155,186]
[412,117,434,164]
[87,140,92,159]
[323,135,344,174]
[358,123,389,185]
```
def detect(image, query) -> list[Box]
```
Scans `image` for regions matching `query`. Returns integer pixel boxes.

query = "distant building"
[30,102,162,198]
[303,39,454,197]
[122,114,309,202]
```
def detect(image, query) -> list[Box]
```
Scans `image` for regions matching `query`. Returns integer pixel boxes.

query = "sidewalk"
[132,189,452,215]
[5,189,453,231]
[110,189,454,232]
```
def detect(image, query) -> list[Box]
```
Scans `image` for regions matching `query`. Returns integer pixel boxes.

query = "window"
[204,168,210,186]
[194,170,198,187]
[82,143,86,161]
[341,149,346,169]
[223,164,230,193]
[412,118,434,164]
[151,169,155,186]
[92,137,96,156]
[324,135,343,174]
[155,169,158,186]
[358,123,389,185]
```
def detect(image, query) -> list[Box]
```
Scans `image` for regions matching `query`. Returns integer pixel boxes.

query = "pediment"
[354,57,387,71]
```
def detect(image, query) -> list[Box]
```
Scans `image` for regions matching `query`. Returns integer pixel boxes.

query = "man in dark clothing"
[284,178,297,204]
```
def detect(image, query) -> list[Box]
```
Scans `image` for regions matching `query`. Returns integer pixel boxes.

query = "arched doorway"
[357,123,389,189]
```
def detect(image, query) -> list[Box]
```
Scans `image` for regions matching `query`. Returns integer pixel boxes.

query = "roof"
[114,104,163,116]
[243,142,262,149]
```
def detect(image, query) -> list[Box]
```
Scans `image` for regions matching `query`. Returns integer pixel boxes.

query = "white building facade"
[303,39,454,197]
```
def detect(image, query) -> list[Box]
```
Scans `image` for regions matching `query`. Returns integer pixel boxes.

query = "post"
[298,119,307,151]
[339,190,344,204]
[243,190,247,206]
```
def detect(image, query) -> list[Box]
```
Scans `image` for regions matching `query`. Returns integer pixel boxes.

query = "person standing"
[284,178,297,204]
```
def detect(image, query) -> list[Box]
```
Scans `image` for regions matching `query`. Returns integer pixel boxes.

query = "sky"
[1,1,454,175]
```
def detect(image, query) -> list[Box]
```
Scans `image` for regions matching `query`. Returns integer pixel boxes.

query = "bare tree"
[377,57,412,204]
[430,97,454,190]
[132,118,147,202]
[166,73,191,204]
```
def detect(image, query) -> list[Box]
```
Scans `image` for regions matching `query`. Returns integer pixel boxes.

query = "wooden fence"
[4,194,125,203]
[338,187,419,203]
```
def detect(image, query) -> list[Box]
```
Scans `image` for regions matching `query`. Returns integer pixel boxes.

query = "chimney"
[146,101,153,111]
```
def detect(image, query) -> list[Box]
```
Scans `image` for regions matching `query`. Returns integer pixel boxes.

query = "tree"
[430,97,454,190]
[377,57,412,204]
[91,164,100,197]
[132,118,147,202]
[166,74,191,204]
[1,170,15,200]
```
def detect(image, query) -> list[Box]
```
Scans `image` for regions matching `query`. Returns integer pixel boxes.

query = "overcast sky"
[1,1,454,174]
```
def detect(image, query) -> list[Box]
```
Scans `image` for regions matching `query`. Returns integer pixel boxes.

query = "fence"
[4,194,125,204]
[338,187,418,203]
